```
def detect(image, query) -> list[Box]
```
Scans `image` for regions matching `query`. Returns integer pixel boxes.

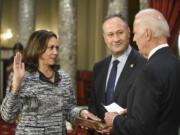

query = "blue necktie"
[106,60,119,105]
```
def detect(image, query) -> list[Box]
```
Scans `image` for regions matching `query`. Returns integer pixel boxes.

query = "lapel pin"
[130,64,134,68]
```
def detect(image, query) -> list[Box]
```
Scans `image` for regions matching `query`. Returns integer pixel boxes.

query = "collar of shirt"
[111,45,132,64]
[148,43,169,59]
[106,45,132,90]
[38,70,61,85]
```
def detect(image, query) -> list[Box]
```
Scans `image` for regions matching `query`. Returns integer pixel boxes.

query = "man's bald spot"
[135,8,166,23]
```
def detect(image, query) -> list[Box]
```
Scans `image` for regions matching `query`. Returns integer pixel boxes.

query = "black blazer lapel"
[113,49,137,101]
[97,55,112,104]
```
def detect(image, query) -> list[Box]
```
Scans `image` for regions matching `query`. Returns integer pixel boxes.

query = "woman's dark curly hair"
[23,30,59,72]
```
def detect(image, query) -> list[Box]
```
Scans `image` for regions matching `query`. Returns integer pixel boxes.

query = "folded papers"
[103,102,124,113]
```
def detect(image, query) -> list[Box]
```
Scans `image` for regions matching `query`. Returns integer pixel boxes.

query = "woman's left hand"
[80,110,101,121]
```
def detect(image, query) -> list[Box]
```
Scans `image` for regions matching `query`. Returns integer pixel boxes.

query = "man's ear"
[146,29,152,41]
[128,27,130,38]
[103,32,107,43]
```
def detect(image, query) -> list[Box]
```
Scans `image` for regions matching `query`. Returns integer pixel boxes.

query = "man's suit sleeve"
[88,64,98,115]
[113,66,162,135]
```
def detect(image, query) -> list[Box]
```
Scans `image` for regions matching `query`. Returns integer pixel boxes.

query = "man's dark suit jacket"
[113,47,180,135]
[88,48,146,120]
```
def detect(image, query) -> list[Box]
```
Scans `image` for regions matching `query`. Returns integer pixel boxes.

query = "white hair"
[135,8,170,37]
